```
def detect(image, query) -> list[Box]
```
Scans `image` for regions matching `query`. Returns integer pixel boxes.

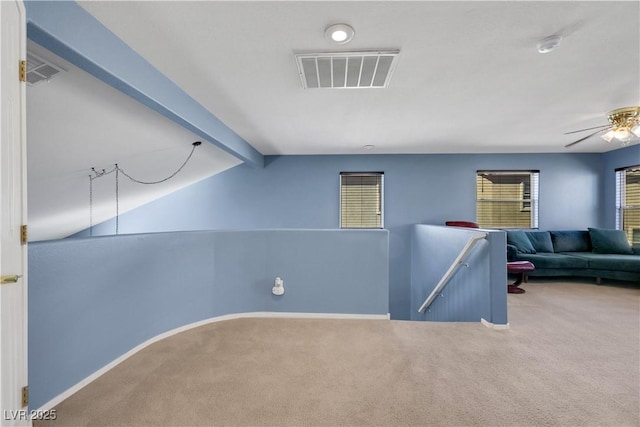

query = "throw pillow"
[588,228,633,255]
[507,230,536,254]
[550,230,591,252]
[525,231,554,253]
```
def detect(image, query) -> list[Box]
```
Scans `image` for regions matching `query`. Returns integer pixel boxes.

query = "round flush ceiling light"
[325,23,355,44]
[536,35,563,53]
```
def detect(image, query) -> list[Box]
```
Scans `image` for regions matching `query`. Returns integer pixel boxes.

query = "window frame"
[339,172,384,229]
[476,170,540,229]
[615,165,640,244]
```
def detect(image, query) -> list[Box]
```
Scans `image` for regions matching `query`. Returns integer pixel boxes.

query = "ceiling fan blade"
[564,124,610,135]
[564,129,606,148]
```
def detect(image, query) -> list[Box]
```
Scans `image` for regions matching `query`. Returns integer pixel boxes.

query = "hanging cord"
[89,166,117,236]
[89,175,92,237]
[117,141,201,185]
[88,141,201,235]
[115,165,119,235]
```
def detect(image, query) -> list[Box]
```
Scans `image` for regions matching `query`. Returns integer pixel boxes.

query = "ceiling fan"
[564,106,640,148]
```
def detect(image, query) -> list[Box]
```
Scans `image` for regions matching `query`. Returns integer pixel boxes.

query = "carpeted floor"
[35,280,639,427]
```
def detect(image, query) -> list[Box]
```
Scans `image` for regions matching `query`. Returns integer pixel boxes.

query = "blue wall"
[29,229,389,409]
[601,145,640,228]
[77,153,603,319]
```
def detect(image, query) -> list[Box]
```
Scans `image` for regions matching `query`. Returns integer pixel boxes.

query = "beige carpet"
[35,280,639,427]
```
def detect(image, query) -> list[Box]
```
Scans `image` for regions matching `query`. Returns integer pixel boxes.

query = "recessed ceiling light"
[363,144,375,150]
[325,24,355,44]
[536,35,562,53]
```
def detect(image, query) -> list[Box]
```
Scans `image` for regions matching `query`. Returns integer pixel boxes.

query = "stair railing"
[418,232,488,313]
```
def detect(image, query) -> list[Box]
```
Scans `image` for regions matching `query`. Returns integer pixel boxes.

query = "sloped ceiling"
[26,1,640,240]
[27,42,241,241]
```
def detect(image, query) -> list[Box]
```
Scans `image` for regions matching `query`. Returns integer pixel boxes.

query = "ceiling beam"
[24,0,264,168]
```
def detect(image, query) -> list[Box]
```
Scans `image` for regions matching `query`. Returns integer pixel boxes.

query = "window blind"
[616,165,640,244]
[476,171,539,228]
[340,173,383,228]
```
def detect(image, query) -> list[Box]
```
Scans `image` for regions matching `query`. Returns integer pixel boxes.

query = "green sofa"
[506,228,640,284]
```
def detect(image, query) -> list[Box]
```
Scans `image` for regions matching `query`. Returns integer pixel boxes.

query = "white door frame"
[0,0,28,425]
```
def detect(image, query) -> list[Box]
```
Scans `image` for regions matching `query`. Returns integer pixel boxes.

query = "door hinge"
[19,60,26,82]
[21,225,27,245]
[21,386,28,407]
[1,275,22,285]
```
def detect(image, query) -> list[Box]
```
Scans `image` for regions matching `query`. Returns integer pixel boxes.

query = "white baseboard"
[481,318,510,330]
[35,311,390,412]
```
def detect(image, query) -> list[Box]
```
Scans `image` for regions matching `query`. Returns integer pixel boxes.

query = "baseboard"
[35,311,390,412]
[481,318,510,330]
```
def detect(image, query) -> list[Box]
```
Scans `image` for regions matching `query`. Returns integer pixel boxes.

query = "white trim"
[1,1,29,425]
[481,318,510,330]
[35,311,390,412]
[247,312,390,320]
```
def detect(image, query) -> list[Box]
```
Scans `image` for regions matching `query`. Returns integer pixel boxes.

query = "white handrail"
[418,232,488,313]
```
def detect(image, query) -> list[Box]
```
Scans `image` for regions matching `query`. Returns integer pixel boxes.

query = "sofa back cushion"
[525,231,554,253]
[550,230,591,252]
[588,228,634,254]
[507,230,536,254]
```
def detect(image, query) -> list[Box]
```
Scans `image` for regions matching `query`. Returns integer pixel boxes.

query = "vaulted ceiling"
[26,1,640,241]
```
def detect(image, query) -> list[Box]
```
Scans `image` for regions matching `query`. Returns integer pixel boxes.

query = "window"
[476,171,539,228]
[616,165,640,244]
[340,172,383,228]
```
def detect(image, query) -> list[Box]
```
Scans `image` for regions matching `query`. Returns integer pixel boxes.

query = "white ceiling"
[26,1,640,240]
[77,0,640,154]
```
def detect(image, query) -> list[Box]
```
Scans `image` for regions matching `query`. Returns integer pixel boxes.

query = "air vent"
[26,52,65,86]
[295,50,400,89]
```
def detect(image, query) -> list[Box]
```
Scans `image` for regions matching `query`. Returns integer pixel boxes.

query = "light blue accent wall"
[410,225,507,324]
[602,145,640,228]
[486,230,508,323]
[24,0,263,167]
[76,153,602,319]
[29,229,389,409]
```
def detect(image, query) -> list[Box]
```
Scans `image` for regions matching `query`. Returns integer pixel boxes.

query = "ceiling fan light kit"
[603,106,640,143]
[566,106,640,148]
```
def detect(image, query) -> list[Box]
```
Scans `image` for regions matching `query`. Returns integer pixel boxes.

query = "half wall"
[28,229,389,409]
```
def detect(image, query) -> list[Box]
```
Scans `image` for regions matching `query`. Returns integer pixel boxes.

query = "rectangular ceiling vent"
[26,52,65,86]
[295,50,400,89]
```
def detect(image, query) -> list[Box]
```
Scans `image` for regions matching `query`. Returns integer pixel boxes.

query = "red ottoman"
[507,261,535,294]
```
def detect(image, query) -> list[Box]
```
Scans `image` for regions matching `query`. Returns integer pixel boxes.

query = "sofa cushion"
[564,252,640,273]
[525,231,554,253]
[550,230,591,252]
[507,230,536,254]
[515,253,589,270]
[588,228,633,255]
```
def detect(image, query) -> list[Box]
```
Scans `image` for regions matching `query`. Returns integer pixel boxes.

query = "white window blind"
[476,171,539,228]
[340,172,383,229]
[616,165,640,244]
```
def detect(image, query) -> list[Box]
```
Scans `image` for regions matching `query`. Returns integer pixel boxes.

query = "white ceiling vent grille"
[295,50,400,89]
[26,52,65,86]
